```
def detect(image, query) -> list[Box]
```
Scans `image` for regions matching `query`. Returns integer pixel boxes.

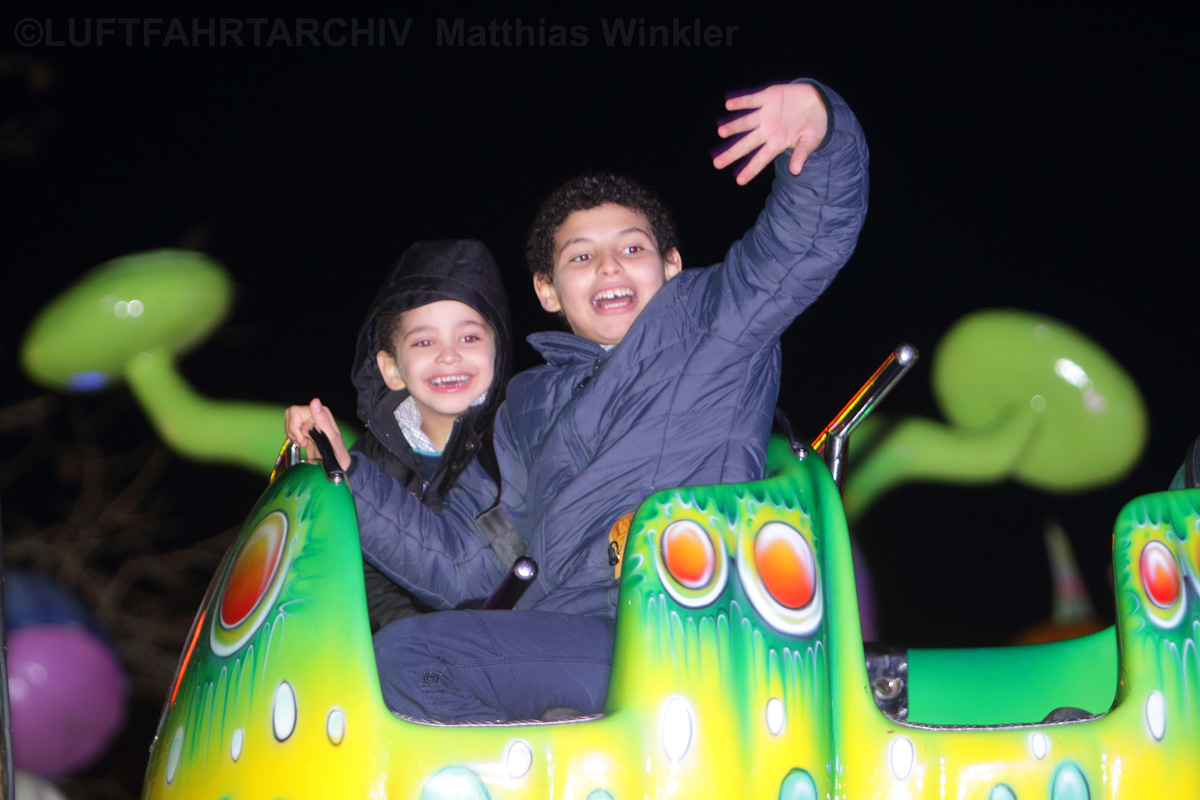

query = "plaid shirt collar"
[392,391,488,455]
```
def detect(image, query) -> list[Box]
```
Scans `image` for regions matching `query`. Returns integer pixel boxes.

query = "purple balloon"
[7,624,128,777]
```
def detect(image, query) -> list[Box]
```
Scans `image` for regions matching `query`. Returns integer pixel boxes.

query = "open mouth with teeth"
[591,286,637,312]
[428,375,473,391]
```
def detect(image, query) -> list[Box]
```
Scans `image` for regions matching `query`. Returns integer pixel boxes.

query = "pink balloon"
[7,624,128,777]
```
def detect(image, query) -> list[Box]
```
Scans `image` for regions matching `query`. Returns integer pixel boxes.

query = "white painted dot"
[889,736,914,779]
[661,696,694,763]
[765,697,785,735]
[273,681,297,741]
[1031,394,1046,412]
[326,708,345,745]
[1146,690,1166,741]
[1029,731,1049,759]
[230,728,244,761]
[128,299,144,317]
[114,300,130,318]
[506,740,533,778]
[166,727,183,784]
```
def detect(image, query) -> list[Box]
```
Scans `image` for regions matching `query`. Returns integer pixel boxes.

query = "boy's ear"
[663,248,683,280]
[376,349,407,391]
[533,273,562,313]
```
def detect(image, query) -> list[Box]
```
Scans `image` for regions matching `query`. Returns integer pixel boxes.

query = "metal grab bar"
[270,429,345,485]
[812,344,918,490]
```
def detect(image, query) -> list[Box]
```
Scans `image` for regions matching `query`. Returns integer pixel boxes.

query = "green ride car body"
[141,436,1200,799]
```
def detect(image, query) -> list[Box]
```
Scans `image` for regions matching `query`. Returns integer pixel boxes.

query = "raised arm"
[693,79,869,347]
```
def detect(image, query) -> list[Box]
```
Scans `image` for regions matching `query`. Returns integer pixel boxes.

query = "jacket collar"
[527,331,608,367]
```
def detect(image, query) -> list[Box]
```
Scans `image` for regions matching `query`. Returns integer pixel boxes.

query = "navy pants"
[372,609,614,722]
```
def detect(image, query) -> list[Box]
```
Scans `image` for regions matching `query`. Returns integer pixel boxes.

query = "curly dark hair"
[524,172,679,280]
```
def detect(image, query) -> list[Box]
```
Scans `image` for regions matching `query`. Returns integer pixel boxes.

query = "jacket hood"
[352,239,512,441]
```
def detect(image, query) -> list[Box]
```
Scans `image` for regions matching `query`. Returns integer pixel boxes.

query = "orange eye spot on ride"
[662,521,715,589]
[221,513,287,629]
[755,527,814,610]
[1141,541,1180,609]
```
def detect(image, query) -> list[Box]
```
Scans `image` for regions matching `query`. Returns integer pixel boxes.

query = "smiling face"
[534,203,682,347]
[376,300,495,450]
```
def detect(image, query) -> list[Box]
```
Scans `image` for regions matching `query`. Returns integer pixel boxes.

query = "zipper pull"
[576,357,603,391]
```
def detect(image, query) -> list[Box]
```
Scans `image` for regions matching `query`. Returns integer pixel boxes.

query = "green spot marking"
[779,768,817,800]
[422,766,491,800]
[1050,762,1090,800]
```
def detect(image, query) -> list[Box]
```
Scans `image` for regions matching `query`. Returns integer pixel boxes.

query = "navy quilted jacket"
[496,80,869,620]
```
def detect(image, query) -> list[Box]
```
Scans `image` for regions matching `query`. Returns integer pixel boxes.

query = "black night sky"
[0,4,1195,794]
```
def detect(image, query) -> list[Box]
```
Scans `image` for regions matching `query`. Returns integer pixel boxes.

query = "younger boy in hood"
[286,239,516,628]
